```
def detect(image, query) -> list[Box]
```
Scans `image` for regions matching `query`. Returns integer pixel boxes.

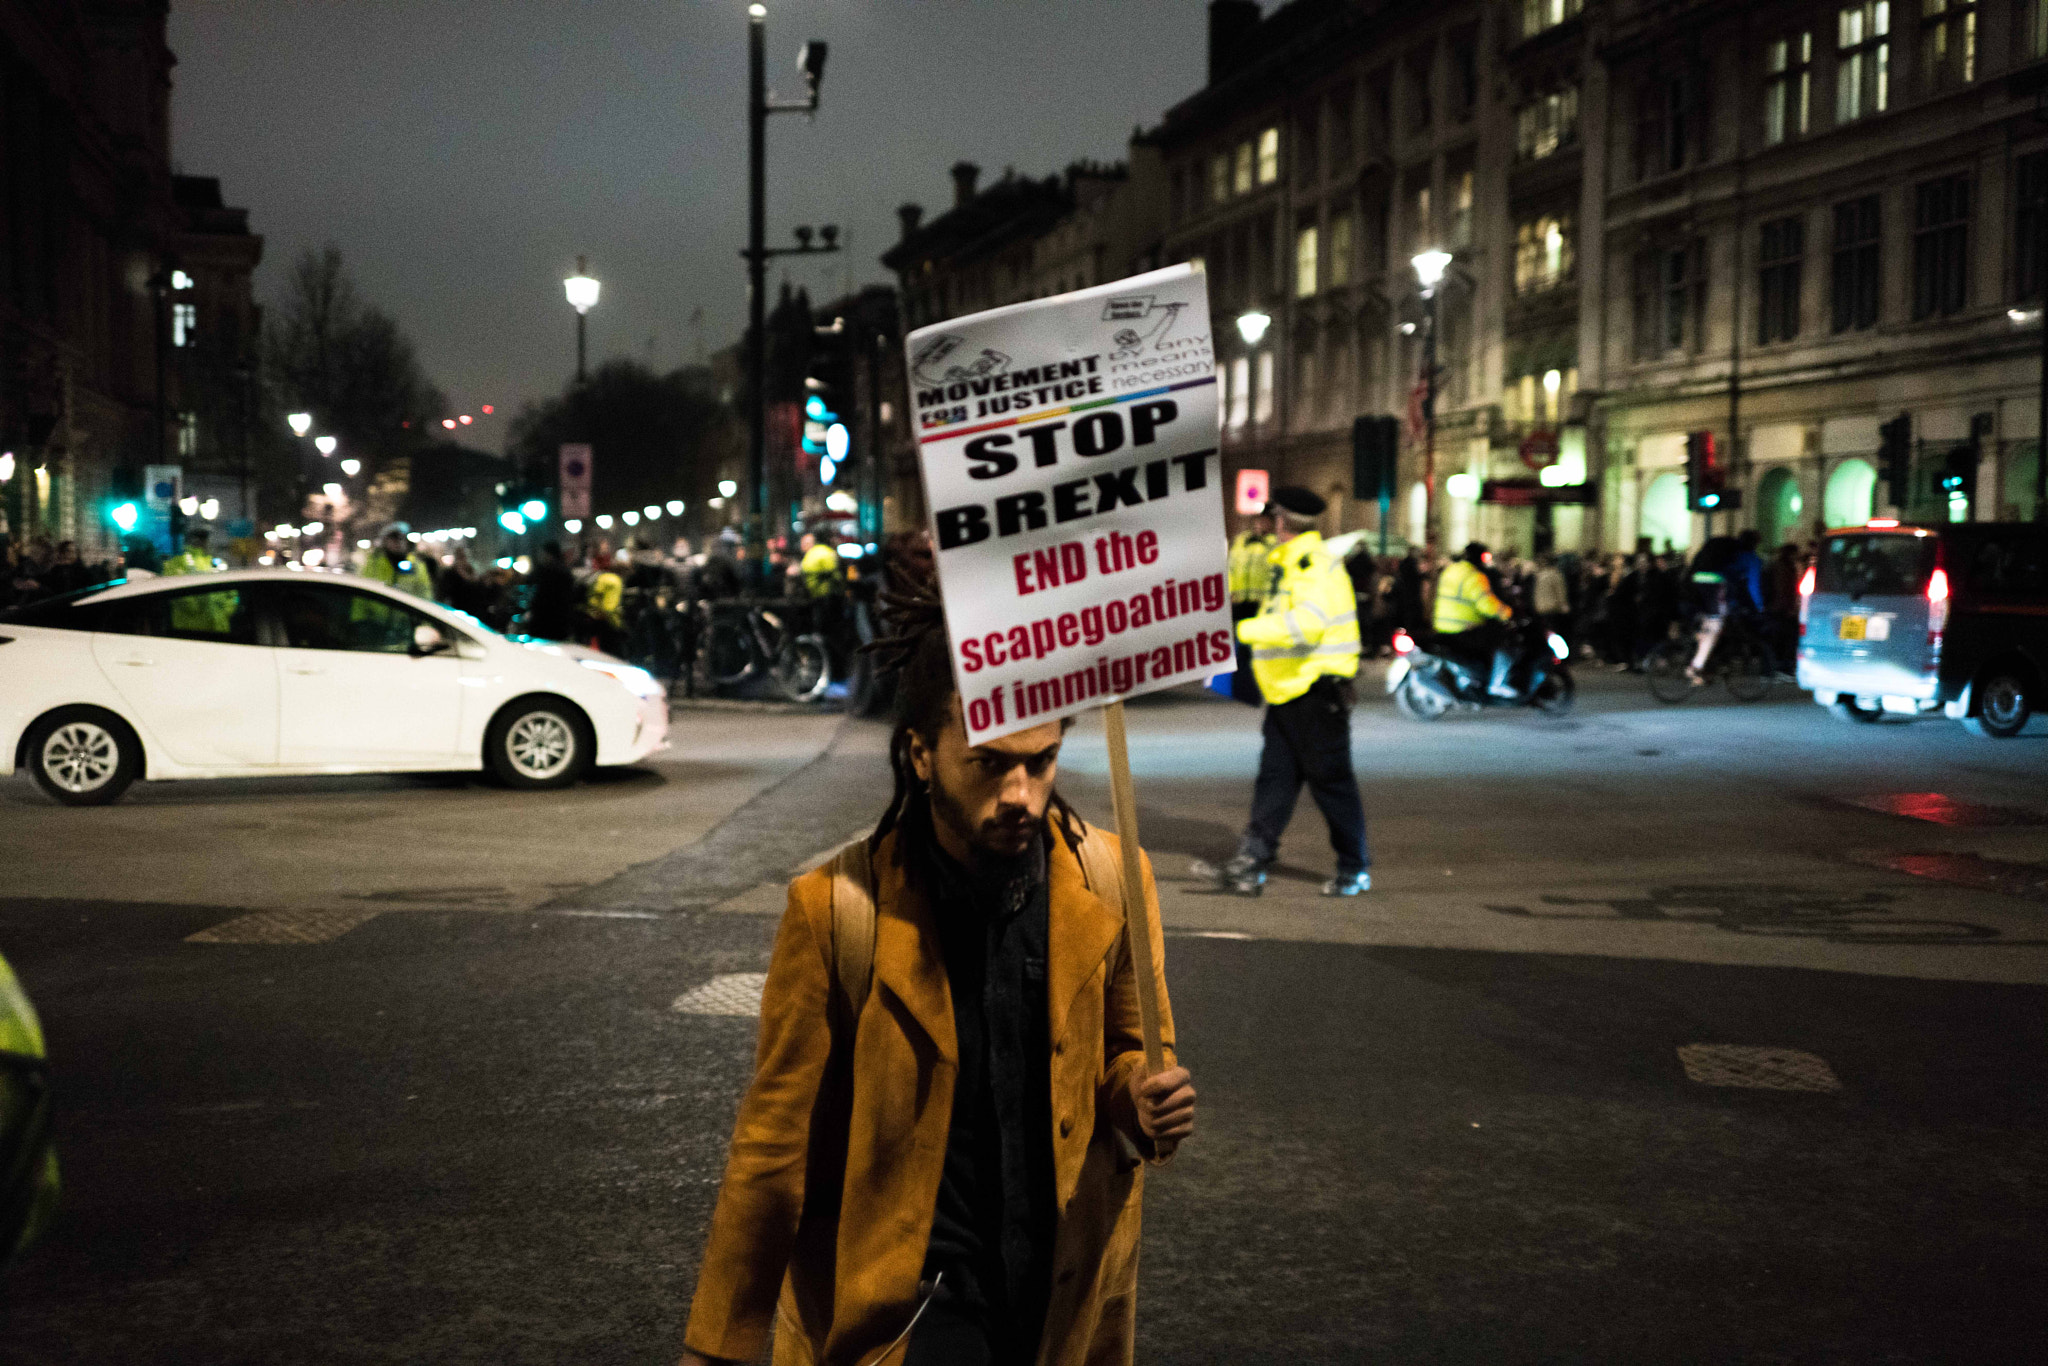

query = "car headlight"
[580,658,664,700]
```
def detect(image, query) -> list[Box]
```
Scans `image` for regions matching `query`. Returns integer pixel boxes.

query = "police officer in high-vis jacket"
[1193,486,1372,898]
[363,523,433,599]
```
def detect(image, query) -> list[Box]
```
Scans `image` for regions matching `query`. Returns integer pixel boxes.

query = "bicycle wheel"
[1644,641,1696,704]
[1531,665,1576,715]
[774,634,830,702]
[1723,640,1772,702]
[703,616,754,687]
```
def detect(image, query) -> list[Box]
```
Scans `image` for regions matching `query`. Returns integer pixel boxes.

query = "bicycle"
[697,597,830,702]
[1645,611,1773,704]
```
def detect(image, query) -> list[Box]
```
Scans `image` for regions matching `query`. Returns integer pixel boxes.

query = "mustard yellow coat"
[681,819,1177,1366]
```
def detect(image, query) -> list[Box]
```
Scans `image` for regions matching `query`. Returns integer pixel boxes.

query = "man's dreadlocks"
[861,568,1084,856]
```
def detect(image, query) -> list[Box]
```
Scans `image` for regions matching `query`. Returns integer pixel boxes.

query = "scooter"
[1385,621,1576,720]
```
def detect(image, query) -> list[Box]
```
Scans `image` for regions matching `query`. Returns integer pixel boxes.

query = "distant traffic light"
[1878,412,1912,507]
[519,498,547,523]
[1685,430,1726,510]
[108,501,140,533]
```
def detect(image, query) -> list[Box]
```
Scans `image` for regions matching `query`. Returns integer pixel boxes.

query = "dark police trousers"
[1240,675,1370,876]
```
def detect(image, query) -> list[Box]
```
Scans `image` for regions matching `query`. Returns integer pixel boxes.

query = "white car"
[0,569,669,805]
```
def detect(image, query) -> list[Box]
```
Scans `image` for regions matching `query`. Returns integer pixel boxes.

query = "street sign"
[906,262,1231,746]
[144,463,181,554]
[1235,467,1270,514]
[558,444,592,519]
[1519,429,1560,470]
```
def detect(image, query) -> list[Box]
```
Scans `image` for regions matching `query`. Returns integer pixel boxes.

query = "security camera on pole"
[745,4,837,576]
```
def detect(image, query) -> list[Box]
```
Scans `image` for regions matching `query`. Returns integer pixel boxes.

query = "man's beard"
[928,769,1040,864]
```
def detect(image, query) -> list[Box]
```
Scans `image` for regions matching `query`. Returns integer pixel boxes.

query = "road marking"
[1677,1044,1842,1093]
[671,972,767,1017]
[186,907,384,945]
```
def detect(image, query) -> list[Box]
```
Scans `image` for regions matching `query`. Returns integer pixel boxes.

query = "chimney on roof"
[950,161,981,207]
[1208,0,1261,86]
[897,203,924,242]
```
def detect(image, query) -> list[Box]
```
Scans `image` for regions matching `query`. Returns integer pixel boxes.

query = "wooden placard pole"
[1101,699,1167,1079]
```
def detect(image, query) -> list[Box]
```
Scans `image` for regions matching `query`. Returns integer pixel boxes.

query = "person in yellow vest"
[160,526,218,577]
[362,523,433,599]
[1225,508,1277,621]
[1192,487,1371,898]
[585,550,625,651]
[797,531,843,599]
[0,950,59,1267]
[1434,541,1517,698]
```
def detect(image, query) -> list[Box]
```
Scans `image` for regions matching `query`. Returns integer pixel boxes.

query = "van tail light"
[1797,564,1815,636]
[1392,629,1415,655]
[1927,566,1950,650]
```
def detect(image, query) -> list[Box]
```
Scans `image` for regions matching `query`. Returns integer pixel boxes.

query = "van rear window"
[1818,534,1935,597]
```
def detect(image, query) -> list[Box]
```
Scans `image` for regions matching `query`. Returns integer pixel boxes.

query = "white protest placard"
[907,264,1230,745]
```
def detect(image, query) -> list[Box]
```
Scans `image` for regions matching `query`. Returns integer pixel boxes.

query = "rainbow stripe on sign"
[918,375,1216,445]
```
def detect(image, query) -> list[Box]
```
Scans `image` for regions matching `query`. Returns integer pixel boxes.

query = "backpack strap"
[827,838,877,1026]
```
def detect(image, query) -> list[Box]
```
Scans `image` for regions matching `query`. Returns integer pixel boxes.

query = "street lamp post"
[1412,249,1452,547]
[564,257,600,384]
[745,4,834,570]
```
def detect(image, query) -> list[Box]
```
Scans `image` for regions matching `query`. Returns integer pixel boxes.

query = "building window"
[1635,71,1694,181]
[1257,127,1280,184]
[1758,216,1805,344]
[1296,340,1319,421]
[177,412,198,457]
[1515,86,1580,161]
[1254,351,1275,423]
[1328,82,1354,170]
[1522,0,1583,40]
[1413,184,1433,253]
[172,302,197,348]
[1764,33,1812,146]
[1234,141,1255,195]
[1329,212,1354,288]
[1919,0,1976,91]
[2030,0,2048,59]
[1514,215,1573,294]
[1296,226,1320,298]
[1228,357,1251,428]
[1912,173,1970,319]
[1408,49,1433,132]
[1330,336,1355,417]
[2017,151,2048,303]
[1634,241,1703,358]
[1449,170,1474,249]
[1210,153,1230,206]
[1832,194,1882,331]
[1837,3,1890,124]
[1295,108,1320,189]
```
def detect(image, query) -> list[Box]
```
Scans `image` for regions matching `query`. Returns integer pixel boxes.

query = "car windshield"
[0,579,130,625]
[1817,534,1935,597]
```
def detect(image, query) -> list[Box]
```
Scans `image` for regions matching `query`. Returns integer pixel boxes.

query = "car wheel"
[1827,696,1884,724]
[1961,672,2032,739]
[25,707,140,806]
[485,699,591,789]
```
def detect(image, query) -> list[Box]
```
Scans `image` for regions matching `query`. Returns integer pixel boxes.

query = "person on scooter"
[1434,541,1517,699]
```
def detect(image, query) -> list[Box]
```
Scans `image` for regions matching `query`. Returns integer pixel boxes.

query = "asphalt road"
[2,673,2044,1364]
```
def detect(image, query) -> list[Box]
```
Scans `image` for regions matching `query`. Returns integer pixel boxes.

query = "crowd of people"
[2,537,120,609]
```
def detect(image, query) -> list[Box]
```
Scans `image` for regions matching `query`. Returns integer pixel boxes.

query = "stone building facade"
[1,0,261,559]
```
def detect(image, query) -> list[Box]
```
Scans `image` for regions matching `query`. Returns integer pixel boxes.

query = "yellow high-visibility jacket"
[160,547,216,576]
[1226,529,1277,605]
[799,542,842,598]
[363,548,433,599]
[1434,558,1510,634]
[1235,530,1360,704]
[587,570,623,629]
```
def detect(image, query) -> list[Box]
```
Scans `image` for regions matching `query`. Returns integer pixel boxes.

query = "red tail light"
[1392,629,1415,655]
[1797,564,1815,635]
[1927,565,1950,652]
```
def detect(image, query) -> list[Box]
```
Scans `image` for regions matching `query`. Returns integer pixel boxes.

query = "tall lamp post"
[1412,249,1452,546]
[746,4,834,565]
[564,257,600,384]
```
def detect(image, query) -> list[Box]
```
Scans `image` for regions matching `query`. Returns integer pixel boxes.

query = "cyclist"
[1687,530,1765,684]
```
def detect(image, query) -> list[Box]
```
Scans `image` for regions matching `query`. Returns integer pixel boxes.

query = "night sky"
[166,1,1209,448]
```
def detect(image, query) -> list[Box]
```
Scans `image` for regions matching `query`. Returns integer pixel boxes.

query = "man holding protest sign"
[681,266,1210,1366]
[1191,485,1371,898]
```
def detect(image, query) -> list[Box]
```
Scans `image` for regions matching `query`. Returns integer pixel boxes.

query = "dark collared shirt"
[912,810,1056,1356]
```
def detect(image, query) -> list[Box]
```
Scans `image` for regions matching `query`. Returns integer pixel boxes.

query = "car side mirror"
[411,623,449,657]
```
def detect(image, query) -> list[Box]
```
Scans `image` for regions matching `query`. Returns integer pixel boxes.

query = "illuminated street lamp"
[1412,248,1453,540]
[564,255,601,383]
[340,458,361,477]
[1235,311,1272,346]
[314,436,337,457]
[287,412,312,438]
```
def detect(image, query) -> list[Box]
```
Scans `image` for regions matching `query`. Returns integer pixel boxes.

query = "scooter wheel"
[1531,667,1576,715]
[1396,675,1452,721]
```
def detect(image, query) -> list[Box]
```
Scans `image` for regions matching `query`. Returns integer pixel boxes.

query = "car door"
[89,582,279,767]
[270,582,465,766]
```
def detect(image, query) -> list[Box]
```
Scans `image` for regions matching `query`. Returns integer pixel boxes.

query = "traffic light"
[1351,415,1399,500]
[804,336,853,486]
[1878,412,1912,507]
[1685,430,1726,510]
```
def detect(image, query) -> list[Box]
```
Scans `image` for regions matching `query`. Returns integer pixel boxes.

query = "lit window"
[1514,215,1573,294]
[1765,33,1813,146]
[1256,127,1280,184]
[1328,213,1353,287]
[172,303,197,347]
[1920,0,1976,91]
[1229,357,1251,428]
[2031,0,2048,59]
[1837,2,1890,124]
[1296,225,1319,298]
[1515,87,1580,161]
[1254,352,1275,423]
[177,412,198,457]
[1522,0,1583,39]
[1234,142,1254,195]
[1450,170,1474,249]
[1210,153,1230,206]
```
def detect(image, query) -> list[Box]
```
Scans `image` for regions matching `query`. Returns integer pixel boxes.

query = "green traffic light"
[109,501,140,532]
[520,499,547,522]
